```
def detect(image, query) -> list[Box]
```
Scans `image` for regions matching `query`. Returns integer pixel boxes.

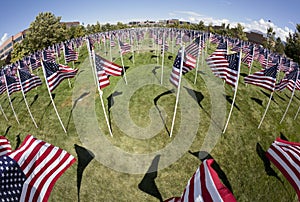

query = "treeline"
[1,12,299,66]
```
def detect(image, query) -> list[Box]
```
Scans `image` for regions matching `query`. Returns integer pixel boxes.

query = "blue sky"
[1,0,300,44]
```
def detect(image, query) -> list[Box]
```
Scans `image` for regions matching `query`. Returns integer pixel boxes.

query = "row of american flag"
[0,27,299,201]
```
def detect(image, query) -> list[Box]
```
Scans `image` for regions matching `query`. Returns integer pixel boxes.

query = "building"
[246,31,266,45]
[0,30,27,60]
[0,21,80,60]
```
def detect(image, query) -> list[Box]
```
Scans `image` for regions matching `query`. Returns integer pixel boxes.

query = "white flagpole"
[3,74,19,124]
[62,43,72,88]
[0,104,8,121]
[92,51,113,137]
[247,45,255,76]
[194,35,203,84]
[160,30,165,85]
[170,45,185,138]
[294,105,300,120]
[257,59,281,128]
[117,37,128,85]
[86,38,97,86]
[156,29,159,65]
[222,50,242,134]
[41,60,67,133]
[17,68,38,128]
[109,33,113,62]
[280,69,300,124]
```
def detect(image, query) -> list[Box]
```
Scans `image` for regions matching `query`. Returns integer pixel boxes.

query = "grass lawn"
[0,36,299,202]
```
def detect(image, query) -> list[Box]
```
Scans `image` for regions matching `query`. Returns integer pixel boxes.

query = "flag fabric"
[164,159,236,202]
[212,42,227,56]
[64,42,78,63]
[169,50,184,88]
[244,64,278,91]
[42,60,78,92]
[206,52,240,87]
[241,45,254,68]
[42,48,56,62]
[265,137,300,200]
[0,76,6,95]
[0,134,76,202]
[94,54,110,89]
[0,136,11,156]
[18,69,42,94]
[5,74,22,95]
[94,54,122,76]
[275,67,299,92]
[119,40,131,55]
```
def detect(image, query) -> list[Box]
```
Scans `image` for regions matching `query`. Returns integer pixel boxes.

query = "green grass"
[0,39,299,202]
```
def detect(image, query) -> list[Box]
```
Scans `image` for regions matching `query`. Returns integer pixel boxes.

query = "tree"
[197,21,205,31]
[274,37,285,55]
[285,24,300,63]
[232,23,247,41]
[264,27,276,51]
[25,12,67,52]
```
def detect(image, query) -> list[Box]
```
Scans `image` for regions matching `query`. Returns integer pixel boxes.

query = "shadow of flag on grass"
[138,155,163,202]
[74,144,95,202]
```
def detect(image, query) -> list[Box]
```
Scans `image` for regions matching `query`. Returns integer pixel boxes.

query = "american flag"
[5,74,21,95]
[257,48,268,68]
[18,69,42,94]
[94,54,122,76]
[206,52,240,87]
[241,45,254,68]
[0,135,76,202]
[266,137,300,200]
[42,47,56,62]
[94,54,110,89]
[244,64,278,91]
[0,76,6,95]
[169,51,183,88]
[29,54,39,70]
[19,59,30,72]
[164,159,236,202]
[213,42,228,56]
[275,67,299,92]
[0,136,11,156]
[64,42,78,63]
[119,40,131,55]
[42,60,78,92]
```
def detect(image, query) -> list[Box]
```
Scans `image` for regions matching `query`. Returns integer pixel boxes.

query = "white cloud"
[0,33,8,46]
[169,11,293,41]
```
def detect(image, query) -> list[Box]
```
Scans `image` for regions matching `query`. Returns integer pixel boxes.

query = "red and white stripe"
[8,135,76,202]
[164,159,236,202]
[98,56,122,76]
[266,138,300,200]
[0,136,12,156]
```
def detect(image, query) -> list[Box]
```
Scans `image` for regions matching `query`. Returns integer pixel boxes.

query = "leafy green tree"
[264,27,276,51]
[197,20,205,31]
[274,37,285,54]
[25,12,67,52]
[285,24,300,63]
[231,23,247,41]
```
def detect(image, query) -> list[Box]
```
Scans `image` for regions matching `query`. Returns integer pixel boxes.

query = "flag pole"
[294,105,300,120]
[117,37,128,85]
[160,30,165,85]
[3,74,19,124]
[92,51,113,137]
[109,33,113,62]
[86,38,97,86]
[41,60,67,133]
[257,59,281,128]
[194,35,203,84]
[280,69,300,124]
[63,43,72,88]
[222,50,242,134]
[0,103,8,121]
[17,68,38,128]
[170,45,185,138]
[247,45,255,76]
